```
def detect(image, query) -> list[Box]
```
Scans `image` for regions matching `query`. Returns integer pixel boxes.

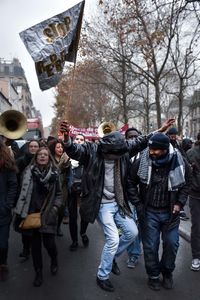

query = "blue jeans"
[97,202,138,280]
[127,205,142,259]
[142,211,179,278]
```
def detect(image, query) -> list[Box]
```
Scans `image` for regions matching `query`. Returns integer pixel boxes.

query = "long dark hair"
[0,140,18,171]
[31,146,56,169]
[48,139,64,157]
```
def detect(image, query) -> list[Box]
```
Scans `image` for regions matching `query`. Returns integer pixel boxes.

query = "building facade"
[0,58,33,116]
[189,90,200,140]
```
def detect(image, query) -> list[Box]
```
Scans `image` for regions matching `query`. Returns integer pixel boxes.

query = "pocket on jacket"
[46,209,58,226]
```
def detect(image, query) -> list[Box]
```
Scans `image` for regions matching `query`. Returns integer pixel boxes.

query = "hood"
[98,131,128,157]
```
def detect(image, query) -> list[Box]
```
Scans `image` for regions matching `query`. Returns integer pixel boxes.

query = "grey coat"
[15,165,63,234]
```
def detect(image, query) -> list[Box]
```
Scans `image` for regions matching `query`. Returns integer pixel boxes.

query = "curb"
[179,226,191,243]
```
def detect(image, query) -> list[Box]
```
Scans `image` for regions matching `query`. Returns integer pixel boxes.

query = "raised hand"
[59,121,70,134]
[157,118,175,132]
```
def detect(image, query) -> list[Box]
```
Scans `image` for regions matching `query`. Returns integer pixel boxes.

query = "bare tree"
[167,5,200,134]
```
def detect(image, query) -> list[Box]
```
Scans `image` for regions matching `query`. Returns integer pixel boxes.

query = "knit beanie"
[166,127,178,135]
[148,133,170,150]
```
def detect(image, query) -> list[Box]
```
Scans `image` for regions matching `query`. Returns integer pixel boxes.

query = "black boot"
[81,234,89,247]
[50,258,58,275]
[33,269,43,287]
[111,259,120,275]
[0,265,9,282]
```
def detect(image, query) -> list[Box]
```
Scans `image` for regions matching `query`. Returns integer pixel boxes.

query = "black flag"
[20,1,85,91]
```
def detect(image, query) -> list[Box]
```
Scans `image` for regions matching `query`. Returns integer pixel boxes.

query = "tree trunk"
[177,78,184,136]
[154,80,162,128]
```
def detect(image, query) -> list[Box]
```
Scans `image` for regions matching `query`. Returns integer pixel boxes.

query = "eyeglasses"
[37,152,49,157]
[75,138,84,141]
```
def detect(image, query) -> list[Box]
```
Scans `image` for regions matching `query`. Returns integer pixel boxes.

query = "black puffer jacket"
[64,131,150,223]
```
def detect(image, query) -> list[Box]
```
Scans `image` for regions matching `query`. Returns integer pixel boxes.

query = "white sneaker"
[191,258,200,271]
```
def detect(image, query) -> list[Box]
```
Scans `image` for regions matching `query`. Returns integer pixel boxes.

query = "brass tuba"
[0,110,27,139]
[97,121,116,138]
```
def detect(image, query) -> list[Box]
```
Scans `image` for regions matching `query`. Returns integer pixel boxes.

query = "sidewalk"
[179,202,191,242]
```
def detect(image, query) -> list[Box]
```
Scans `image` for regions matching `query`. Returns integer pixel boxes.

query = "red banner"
[58,124,129,140]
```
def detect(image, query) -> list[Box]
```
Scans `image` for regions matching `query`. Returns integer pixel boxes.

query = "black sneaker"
[148,278,161,291]
[33,269,43,287]
[111,259,120,275]
[96,277,114,292]
[69,241,78,251]
[50,258,58,275]
[81,234,89,247]
[162,274,174,289]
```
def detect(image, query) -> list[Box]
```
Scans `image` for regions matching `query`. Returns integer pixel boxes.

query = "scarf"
[15,163,56,218]
[137,144,185,191]
[114,159,131,217]
[31,164,56,190]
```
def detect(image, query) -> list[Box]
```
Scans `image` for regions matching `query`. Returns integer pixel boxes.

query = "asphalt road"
[0,221,199,300]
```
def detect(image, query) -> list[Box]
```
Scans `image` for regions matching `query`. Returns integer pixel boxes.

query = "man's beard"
[149,152,168,161]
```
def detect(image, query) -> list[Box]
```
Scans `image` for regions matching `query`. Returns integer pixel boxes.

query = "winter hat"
[166,127,178,135]
[148,133,170,150]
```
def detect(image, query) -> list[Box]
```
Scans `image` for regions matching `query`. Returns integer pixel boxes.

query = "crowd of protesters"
[0,121,200,293]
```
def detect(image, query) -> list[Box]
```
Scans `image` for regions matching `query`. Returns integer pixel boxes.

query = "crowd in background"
[0,123,200,293]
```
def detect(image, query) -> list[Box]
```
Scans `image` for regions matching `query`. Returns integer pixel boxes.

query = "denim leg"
[160,224,179,275]
[97,202,119,280]
[114,211,138,257]
[127,203,141,258]
[127,235,142,258]
[142,211,161,278]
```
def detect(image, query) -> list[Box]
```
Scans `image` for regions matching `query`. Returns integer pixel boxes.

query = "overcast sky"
[0,0,93,127]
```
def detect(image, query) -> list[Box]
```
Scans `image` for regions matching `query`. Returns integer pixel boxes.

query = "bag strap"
[40,190,51,213]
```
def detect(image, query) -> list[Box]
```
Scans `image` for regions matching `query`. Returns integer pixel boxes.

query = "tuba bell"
[97,121,116,138]
[0,110,27,140]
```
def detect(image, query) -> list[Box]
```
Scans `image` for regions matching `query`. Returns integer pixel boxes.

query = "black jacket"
[186,143,200,199]
[0,168,18,225]
[127,156,191,228]
[64,132,150,223]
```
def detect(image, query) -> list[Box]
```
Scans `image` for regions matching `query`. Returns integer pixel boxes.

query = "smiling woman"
[14,146,63,287]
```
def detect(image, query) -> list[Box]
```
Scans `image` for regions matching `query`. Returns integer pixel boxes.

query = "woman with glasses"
[14,147,62,287]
